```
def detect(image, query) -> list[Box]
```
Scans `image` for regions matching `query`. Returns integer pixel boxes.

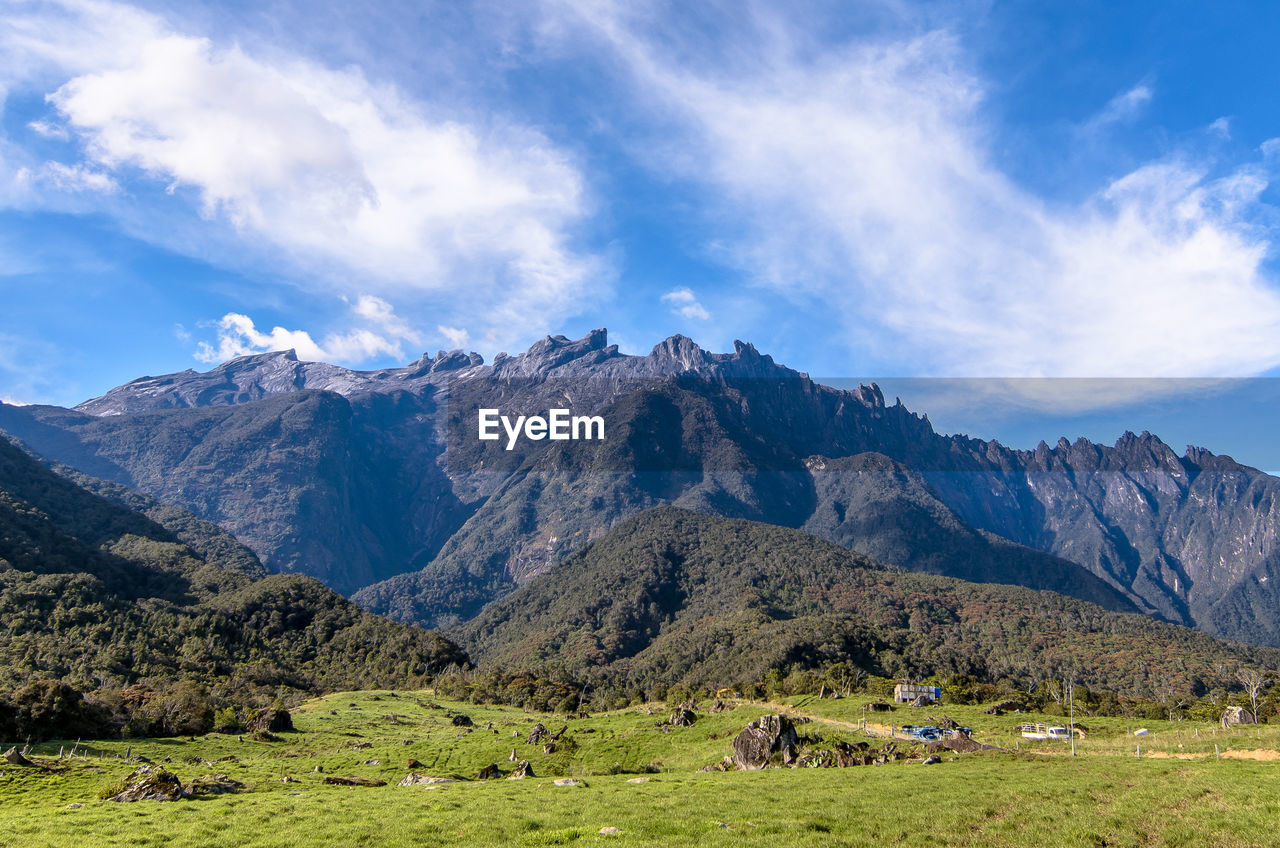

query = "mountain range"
[3,329,1279,647]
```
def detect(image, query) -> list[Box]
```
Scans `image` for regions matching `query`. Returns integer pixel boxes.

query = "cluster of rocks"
[717,714,990,772]
[731,715,801,769]
[105,766,246,802]
[666,705,697,728]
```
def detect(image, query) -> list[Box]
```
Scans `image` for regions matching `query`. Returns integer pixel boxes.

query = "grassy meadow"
[4,690,1280,847]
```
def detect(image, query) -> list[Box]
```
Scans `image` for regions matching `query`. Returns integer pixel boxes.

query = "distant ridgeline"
[0,435,467,741]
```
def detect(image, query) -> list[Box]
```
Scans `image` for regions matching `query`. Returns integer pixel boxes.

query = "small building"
[893,683,941,704]
[1222,706,1256,728]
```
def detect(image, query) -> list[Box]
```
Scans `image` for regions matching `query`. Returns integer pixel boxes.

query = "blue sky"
[4,0,1280,465]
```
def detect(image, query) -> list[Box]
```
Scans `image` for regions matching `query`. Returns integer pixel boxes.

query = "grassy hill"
[455,507,1280,696]
[4,689,1280,847]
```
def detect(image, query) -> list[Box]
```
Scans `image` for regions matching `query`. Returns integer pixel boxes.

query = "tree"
[1237,668,1268,724]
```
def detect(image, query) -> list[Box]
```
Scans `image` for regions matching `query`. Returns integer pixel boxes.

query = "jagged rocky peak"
[75,326,879,417]
[649,333,707,367]
[430,350,485,373]
[1182,445,1251,474]
[491,328,620,379]
[1112,430,1184,471]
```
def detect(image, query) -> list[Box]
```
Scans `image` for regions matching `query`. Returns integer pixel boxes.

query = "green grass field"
[4,691,1280,847]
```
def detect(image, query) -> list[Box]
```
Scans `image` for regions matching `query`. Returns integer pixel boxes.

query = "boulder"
[731,715,799,770]
[1,747,36,768]
[407,758,423,769]
[922,755,942,765]
[552,778,586,787]
[508,760,534,779]
[450,714,474,728]
[474,763,504,780]
[188,774,244,796]
[526,723,548,745]
[108,766,185,802]
[246,707,293,734]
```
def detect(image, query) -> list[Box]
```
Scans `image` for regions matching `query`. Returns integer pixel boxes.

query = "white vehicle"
[1018,723,1071,740]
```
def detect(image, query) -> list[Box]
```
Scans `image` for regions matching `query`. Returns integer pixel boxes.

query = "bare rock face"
[731,715,799,770]
[108,766,185,802]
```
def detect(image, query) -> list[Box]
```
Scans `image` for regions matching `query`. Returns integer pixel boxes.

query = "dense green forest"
[455,508,1280,704]
[0,435,467,741]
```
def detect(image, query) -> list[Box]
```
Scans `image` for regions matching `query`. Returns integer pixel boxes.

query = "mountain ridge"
[5,329,1280,646]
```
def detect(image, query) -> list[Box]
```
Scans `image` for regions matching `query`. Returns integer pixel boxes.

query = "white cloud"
[27,120,69,140]
[437,325,470,349]
[193,295,421,364]
[556,3,1280,380]
[661,287,710,320]
[39,161,118,193]
[1081,83,1153,135]
[2,0,604,343]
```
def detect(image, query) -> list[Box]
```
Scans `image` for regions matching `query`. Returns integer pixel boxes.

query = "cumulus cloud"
[437,325,470,349]
[661,287,710,320]
[556,2,1280,379]
[193,295,422,364]
[2,0,603,343]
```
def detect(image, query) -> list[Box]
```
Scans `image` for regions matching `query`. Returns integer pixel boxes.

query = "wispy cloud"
[554,2,1280,380]
[1079,83,1154,136]
[193,295,422,364]
[1,0,605,345]
[34,161,119,194]
[661,287,710,320]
